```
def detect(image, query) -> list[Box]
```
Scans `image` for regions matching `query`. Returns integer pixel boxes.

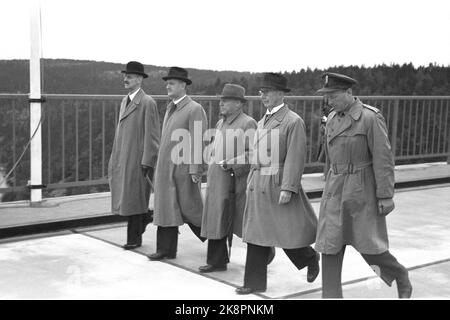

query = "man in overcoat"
[199,84,260,273]
[108,61,160,250]
[315,72,412,298]
[148,67,207,261]
[236,73,320,295]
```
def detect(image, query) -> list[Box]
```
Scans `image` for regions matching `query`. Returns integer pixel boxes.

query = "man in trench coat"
[199,84,264,273]
[148,67,207,261]
[235,73,320,295]
[315,72,412,298]
[108,61,160,250]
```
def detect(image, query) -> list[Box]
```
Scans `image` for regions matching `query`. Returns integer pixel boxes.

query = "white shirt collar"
[265,103,284,115]
[128,88,140,101]
[173,94,187,105]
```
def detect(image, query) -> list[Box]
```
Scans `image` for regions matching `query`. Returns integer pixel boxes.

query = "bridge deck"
[0,184,449,299]
[0,163,449,299]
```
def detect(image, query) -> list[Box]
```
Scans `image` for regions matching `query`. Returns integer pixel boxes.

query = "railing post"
[447,107,450,164]
[29,1,43,203]
[390,99,399,159]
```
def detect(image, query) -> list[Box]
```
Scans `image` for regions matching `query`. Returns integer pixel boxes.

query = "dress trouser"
[126,211,153,245]
[321,246,409,298]
[243,243,317,291]
[156,223,207,256]
[206,237,230,266]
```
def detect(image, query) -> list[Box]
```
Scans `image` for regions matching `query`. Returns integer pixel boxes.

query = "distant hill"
[1,59,449,95]
[0,59,255,95]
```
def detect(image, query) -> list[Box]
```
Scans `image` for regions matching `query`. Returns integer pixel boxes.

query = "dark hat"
[316,72,357,94]
[219,83,246,102]
[121,61,148,78]
[162,66,192,85]
[259,72,290,92]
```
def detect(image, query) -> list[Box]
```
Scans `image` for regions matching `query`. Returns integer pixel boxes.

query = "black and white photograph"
[0,0,449,309]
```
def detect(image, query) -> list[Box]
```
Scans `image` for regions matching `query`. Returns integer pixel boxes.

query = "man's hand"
[377,198,395,216]
[279,190,292,204]
[141,165,154,180]
[218,159,229,171]
[191,173,202,183]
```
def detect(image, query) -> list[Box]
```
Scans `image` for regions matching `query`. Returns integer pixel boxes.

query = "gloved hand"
[141,165,154,180]
[377,198,395,216]
[191,173,202,183]
[218,159,231,172]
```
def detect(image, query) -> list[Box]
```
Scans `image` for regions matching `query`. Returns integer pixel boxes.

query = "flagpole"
[29,0,43,203]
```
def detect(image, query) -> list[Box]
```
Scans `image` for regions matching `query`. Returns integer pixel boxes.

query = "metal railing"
[1,94,450,200]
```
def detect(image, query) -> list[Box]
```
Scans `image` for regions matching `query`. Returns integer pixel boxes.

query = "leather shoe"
[147,252,176,261]
[198,264,227,273]
[235,286,265,295]
[267,247,276,265]
[122,243,141,250]
[307,252,320,283]
[397,272,413,298]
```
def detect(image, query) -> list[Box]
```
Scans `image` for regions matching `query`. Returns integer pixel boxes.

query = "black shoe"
[147,252,176,261]
[235,286,265,295]
[198,264,227,273]
[397,272,413,298]
[307,252,320,283]
[122,243,141,250]
[267,247,276,265]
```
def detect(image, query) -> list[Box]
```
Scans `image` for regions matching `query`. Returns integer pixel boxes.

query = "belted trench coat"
[315,98,394,255]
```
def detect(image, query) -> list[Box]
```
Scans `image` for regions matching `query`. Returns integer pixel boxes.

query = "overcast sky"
[1,0,449,72]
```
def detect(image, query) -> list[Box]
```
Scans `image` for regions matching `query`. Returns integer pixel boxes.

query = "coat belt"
[331,161,372,174]
[252,164,283,171]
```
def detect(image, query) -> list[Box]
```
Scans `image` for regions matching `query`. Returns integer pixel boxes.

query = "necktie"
[126,96,131,107]
[264,113,272,125]
[168,103,177,118]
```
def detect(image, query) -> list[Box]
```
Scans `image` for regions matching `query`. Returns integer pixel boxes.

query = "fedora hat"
[316,72,357,94]
[260,72,290,92]
[219,83,246,102]
[121,61,148,78]
[162,66,192,85]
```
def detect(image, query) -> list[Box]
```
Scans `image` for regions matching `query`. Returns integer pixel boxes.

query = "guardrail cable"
[0,114,43,187]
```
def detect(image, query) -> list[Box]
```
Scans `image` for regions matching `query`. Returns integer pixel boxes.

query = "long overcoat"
[242,104,318,249]
[315,98,394,255]
[108,89,160,216]
[201,111,257,239]
[153,96,207,227]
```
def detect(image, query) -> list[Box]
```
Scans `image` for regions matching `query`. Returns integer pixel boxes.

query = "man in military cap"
[315,72,412,298]
[108,61,160,250]
[148,67,207,261]
[236,73,320,295]
[199,83,258,273]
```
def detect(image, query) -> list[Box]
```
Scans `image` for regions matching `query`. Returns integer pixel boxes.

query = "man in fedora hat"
[108,61,160,250]
[315,72,412,298]
[199,83,274,273]
[236,73,320,295]
[148,67,208,261]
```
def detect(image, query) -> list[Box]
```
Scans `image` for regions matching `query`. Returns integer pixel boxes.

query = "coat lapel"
[120,89,144,122]
[327,99,362,142]
[256,104,289,144]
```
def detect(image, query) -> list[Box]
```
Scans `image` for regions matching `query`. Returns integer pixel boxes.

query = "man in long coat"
[315,72,412,298]
[108,61,160,250]
[148,67,207,261]
[199,84,258,273]
[236,73,320,295]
